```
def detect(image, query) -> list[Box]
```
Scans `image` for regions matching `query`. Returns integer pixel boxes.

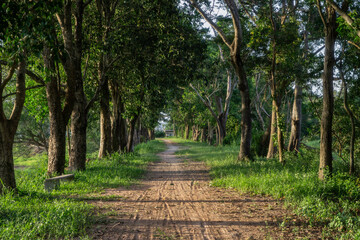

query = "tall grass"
[0,140,166,239]
[172,138,360,239]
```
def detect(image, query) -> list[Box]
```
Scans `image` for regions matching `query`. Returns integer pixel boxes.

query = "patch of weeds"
[153,228,176,240]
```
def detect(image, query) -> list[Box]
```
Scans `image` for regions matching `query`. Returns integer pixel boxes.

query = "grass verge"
[171,137,360,239]
[1,140,166,239]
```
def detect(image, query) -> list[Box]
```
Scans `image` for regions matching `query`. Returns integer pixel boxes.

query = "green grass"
[171,137,360,239]
[1,140,166,239]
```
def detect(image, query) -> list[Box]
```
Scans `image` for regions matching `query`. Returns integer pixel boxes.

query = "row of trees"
[0,0,205,193]
[167,0,360,179]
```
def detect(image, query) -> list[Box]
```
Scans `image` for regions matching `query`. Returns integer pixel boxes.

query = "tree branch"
[186,0,232,48]
[347,40,360,50]
[326,0,360,38]
[316,0,327,28]
[0,61,17,90]
[190,83,218,120]
[25,69,45,85]
[2,85,44,100]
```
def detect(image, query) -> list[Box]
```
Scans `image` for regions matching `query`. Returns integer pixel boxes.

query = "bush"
[155,130,165,138]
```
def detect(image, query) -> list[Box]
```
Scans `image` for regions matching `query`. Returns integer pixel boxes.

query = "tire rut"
[89,140,323,240]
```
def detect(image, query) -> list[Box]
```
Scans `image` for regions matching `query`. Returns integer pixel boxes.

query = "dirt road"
[90,140,321,239]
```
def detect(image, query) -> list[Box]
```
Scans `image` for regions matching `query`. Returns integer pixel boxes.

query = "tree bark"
[126,116,139,152]
[207,121,213,145]
[110,82,127,153]
[43,45,75,176]
[68,97,87,171]
[0,59,26,193]
[260,118,271,157]
[339,68,356,175]
[200,127,207,142]
[288,83,302,152]
[275,102,285,164]
[216,115,226,146]
[185,124,190,139]
[148,129,155,140]
[267,100,277,159]
[98,79,112,158]
[318,2,337,180]
[232,55,252,160]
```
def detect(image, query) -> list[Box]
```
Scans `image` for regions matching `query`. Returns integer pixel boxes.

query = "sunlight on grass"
[1,140,166,239]
[173,138,360,239]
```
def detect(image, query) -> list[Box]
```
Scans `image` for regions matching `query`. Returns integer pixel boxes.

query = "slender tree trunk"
[148,129,155,140]
[232,56,252,160]
[207,121,213,145]
[185,124,190,139]
[215,127,219,146]
[216,115,226,146]
[342,75,355,175]
[68,98,87,171]
[319,5,337,180]
[275,102,285,164]
[110,84,127,153]
[267,100,277,159]
[126,116,138,153]
[68,54,87,171]
[261,118,271,156]
[288,83,302,152]
[200,127,207,142]
[98,79,112,158]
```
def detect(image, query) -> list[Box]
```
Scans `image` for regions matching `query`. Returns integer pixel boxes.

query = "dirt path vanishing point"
[89,140,322,240]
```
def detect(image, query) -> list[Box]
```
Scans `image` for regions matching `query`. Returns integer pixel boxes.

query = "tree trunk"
[126,116,138,153]
[275,102,285,164]
[260,118,271,157]
[68,97,88,171]
[110,84,127,153]
[185,124,190,139]
[215,127,219,146]
[0,127,17,193]
[319,5,337,180]
[200,127,207,142]
[44,46,74,176]
[207,121,213,145]
[0,59,26,193]
[232,55,252,160]
[98,79,112,158]
[49,0,86,174]
[342,74,355,175]
[267,100,277,159]
[216,115,226,146]
[288,83,302,152]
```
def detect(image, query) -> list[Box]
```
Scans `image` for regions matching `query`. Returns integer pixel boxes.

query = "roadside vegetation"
[172,138,360,239]
[0,140,165,240]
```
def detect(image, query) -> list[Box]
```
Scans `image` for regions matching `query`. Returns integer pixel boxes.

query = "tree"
[187,0,252,160]
[0,59,26,193]
[0,0,58,192]
[316,0,348,179]
[190,43,237,145]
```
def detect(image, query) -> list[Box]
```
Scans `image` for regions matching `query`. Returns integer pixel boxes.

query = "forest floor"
[87,140,323,240]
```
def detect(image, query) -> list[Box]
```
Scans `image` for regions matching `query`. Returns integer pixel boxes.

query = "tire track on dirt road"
[89,140,322,239]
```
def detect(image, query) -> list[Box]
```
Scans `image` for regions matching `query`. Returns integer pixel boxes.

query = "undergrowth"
[172,137,360,239]
[0,140,165,239]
